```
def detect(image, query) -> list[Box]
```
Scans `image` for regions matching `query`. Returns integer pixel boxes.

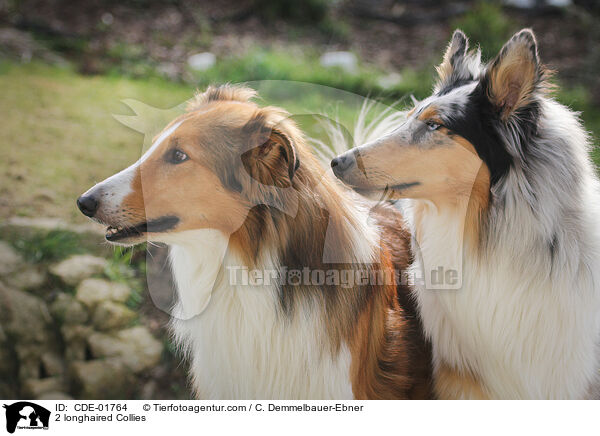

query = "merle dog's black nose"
[331,153,355,177]
[77,195,99,217]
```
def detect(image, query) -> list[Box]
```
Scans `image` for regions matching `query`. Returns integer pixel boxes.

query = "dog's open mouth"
[105,215,180,241]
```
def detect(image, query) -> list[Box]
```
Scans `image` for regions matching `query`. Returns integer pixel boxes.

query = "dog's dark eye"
[167,149,189,164]
[426,121,441,131]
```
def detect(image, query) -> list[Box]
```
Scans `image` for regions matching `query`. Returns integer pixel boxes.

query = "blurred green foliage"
[556,84,600,166]
[452,1,515,61]
[104,246,146,310]
[256,0,331,23]
[8,229,86,263]
[186,48,434,101]
[255,0,347,38]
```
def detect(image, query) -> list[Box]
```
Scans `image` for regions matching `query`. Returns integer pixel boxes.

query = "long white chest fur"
[408,201,600,399]
[166,230,354,400]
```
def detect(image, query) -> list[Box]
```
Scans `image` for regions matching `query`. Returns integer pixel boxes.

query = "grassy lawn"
[1,60,598,224]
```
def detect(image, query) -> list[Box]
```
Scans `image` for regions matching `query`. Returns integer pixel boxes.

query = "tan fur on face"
[119,93,308,241]
[352,128,489,208]
[343,126,490,246]
[120,109,254,237]
[123,160,250,235]
[417,106,442,124]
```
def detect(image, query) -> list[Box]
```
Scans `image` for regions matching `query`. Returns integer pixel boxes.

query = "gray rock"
[503,0,571,7]
[76,278,130,307]
[319,51,358,73]
[0,283,62,384]
[61,325,94,361]
[0,283,53,343]
[15,346,63,381]
[87,326,162,373]
[40,351,65,377]
[377,72,403,89]
[36,391,74,400]
[51,293,89,325]
[139,380,158,400]
[50,255,108,286]
[158,62,180,80]
[70,358,134,399]
[0,325,17,394]
[4,264,47,291]
[22,377,65,398]
[92,301,137,331]
[187,52,216,71]
[503,0,535,7]
[0,329,13,373]
[101,12,114,26]
[0,382,17,398]
[0,241,23,275]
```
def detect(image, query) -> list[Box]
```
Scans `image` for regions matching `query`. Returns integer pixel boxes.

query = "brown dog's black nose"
[77,195,99,217]
[331,153,356,178]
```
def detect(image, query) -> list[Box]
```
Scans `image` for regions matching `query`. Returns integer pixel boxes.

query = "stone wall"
[0,234,182,400]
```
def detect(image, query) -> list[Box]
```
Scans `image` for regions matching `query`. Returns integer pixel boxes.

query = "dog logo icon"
[2,402,50,434]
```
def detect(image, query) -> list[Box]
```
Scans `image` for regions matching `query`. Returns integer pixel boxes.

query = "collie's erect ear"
[241,115,299,189]
[484,29,543,120]
[436,29,469,88]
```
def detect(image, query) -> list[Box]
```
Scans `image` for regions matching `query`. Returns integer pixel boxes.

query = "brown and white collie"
[332,29,600,399]
[77,85,432,399]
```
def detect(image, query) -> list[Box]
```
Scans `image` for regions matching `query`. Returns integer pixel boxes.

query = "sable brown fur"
[185,85,432,399]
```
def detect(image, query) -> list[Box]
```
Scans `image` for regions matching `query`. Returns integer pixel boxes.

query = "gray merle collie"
[331,29,600,399]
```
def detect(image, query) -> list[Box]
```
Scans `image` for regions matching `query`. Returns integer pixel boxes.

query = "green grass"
[0,61,191,222]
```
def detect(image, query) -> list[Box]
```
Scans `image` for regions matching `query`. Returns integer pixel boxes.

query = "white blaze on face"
[140,119,186,163]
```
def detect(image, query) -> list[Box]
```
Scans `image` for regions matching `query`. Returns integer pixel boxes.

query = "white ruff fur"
[166,229,357,400]
[407,100,600,399]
